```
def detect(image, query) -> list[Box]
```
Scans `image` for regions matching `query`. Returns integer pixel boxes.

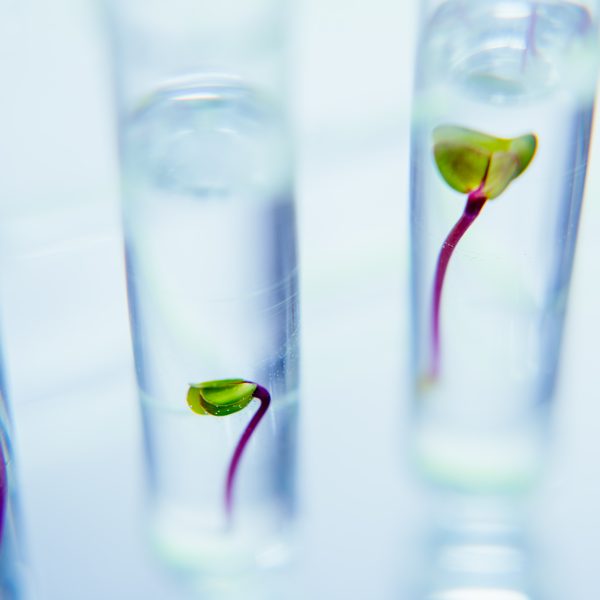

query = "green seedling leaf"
[508,134,537,179]
[186,386,209,415]
[484,151,520,198]
[433,125,537,199]
[187,379,257,417]
[433,141,489,194]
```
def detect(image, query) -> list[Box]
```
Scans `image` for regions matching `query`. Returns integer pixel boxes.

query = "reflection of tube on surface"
[414,494,540,600]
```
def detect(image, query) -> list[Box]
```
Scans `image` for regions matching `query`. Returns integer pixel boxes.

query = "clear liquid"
[121,80,299,571]
[411,1,596,490]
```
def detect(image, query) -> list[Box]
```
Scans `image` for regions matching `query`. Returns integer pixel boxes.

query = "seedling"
[186,379,270,520]
[429,125,537,379]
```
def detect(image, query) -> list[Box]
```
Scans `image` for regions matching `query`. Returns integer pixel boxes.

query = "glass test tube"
[105,0,299,576]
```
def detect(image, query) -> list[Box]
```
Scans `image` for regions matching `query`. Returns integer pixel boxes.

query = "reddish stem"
[430,192,487,380]
[224,384,270,520]
[0,445,6,543]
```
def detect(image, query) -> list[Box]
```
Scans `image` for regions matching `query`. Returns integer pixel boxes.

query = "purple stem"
[0,444,6,544]
[224,384,271,520]
[430,192,487,380]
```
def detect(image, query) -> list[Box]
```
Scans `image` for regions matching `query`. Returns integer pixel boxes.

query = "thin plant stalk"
[430,189,487,379]
[224,384,271,519]
[428,125,536,380]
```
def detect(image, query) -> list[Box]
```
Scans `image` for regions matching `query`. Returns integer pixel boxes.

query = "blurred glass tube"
[0,370,23,599]
[104,0,299,578]
[409,0,599,492]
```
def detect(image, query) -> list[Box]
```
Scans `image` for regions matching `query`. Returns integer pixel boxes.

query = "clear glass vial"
[409,0,599,492]
[104,0,299,576]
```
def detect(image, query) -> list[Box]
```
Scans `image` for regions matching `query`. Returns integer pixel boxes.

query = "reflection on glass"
[416,494,540,600]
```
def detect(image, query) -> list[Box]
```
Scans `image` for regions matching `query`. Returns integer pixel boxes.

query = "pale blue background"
[0,0,599,598]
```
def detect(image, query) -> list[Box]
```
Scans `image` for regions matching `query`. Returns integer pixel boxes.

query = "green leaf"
[187,386,209,415]
[432,126,537,199]
[187,379,257,417]
[508,133,537,178]
[483,151,520,199]
[433,141,489,194]
[434,125,507,159]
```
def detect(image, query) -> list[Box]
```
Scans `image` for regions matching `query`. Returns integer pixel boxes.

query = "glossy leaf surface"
[187,379,257,417]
